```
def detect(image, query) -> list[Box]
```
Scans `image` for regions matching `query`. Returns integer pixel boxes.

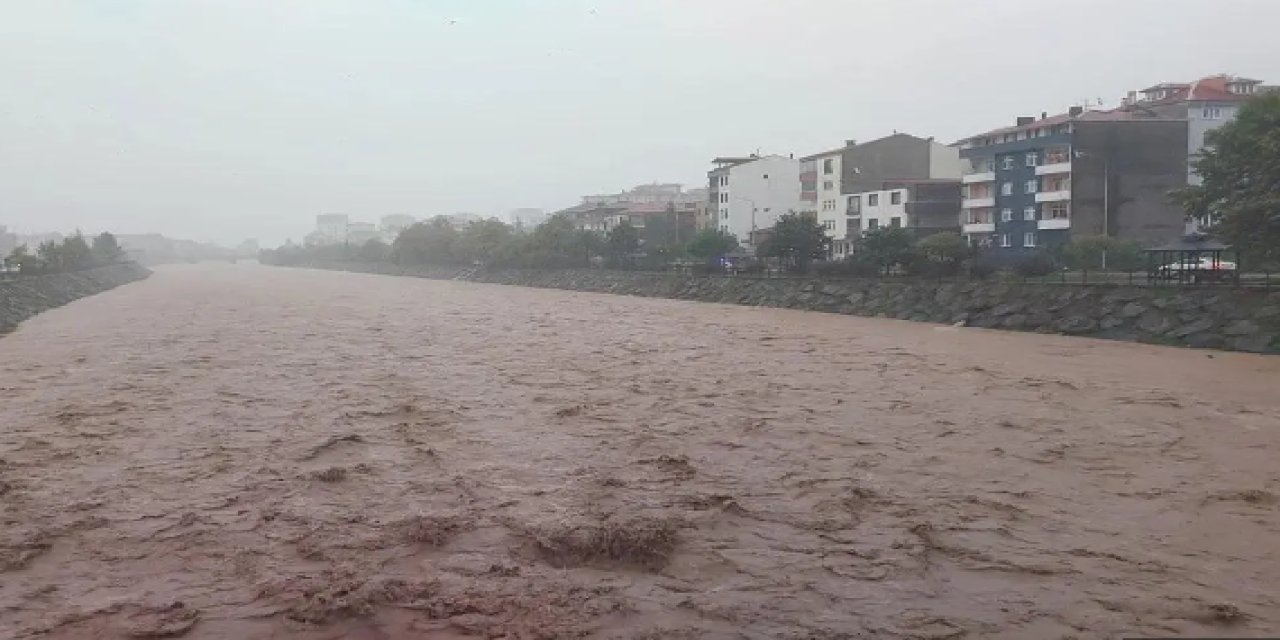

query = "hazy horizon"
[4,0,1279,247]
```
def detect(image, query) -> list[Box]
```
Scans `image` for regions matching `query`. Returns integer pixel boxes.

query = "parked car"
[1159,257,1237,281]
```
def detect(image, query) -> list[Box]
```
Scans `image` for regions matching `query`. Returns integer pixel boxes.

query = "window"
[719,176,728,187]
[1202,106,1223,120]
[847,196,860,213]
[823,158,834,174]
[1026,152,1038,167]
[1023,206,1037,221]
[1047,203,1069,219]
[721,209,729,219]
[868,193,880,206]
[719,193,728,203]
[1000,182,1013,196]
[1024,180,1038,194]
[890,191,902,205]
[762,174,769,179]
[1023,232,1036,247]
[1001,208,1013,222]
[1001,156,1015,170]
[868,219,880,230]
[890,217,902,228]
[999,233,1011,248]
[823,180,834,191]
[822,200,835,212]
[824,220,836,230]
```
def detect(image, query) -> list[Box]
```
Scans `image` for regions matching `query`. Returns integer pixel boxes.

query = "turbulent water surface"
[2,264,1278,639]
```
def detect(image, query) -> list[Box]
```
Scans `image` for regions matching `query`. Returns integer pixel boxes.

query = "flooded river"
[2,264,1278,639]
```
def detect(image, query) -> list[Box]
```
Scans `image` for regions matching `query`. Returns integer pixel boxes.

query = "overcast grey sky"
[3,0,1278,246]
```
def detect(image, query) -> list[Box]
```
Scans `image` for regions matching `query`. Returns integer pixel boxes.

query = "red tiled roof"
[1141,75,1256,105]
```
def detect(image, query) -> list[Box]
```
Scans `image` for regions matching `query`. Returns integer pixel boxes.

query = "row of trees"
[3,232,126,275]
[261,214,745,270]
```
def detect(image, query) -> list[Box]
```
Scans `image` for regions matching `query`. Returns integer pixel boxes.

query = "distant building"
[508,208,547,231]
[311,214,350,246]
[380,214,417,242]
[0,226,16,256]
[444,213,482,229]
[554,184,707,248]
[1120,74,1271,186]
[347,222,379,245]
[802,134,960,258]
[956,107,1189,258]
[707,155,801,248]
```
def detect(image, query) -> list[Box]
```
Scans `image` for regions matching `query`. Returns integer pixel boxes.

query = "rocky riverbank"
[0,263,153,335]
[300,262,1280,353]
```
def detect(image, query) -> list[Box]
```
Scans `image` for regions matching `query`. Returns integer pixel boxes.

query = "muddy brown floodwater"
[1,264,1278,639]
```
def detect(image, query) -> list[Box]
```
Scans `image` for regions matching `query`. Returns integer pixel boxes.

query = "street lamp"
[1074,148,1111,269]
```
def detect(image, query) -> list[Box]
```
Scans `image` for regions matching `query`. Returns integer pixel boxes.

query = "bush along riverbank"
[0,263,152,335]
[296,261,1280,354]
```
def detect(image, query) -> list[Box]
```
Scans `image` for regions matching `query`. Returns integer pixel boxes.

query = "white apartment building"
[707,155,801,248]
[799,147,849,248]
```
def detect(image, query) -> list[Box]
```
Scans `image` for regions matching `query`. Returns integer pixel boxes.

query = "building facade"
[707,155,801,248]
[847,180,962,237]
[958,109,1189,258]
[800,146,850,247]
[1121,74,1271,185]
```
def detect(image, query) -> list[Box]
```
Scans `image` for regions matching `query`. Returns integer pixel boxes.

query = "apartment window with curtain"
[1000,234,1011,247]
[1026,152,1038,167]
[1001,208,1013,222]
[1024,206,1037,221]
[1001,156,1015,170]
[1023,232,1036,247]
[1025,180,1038,194]
[1001,182,1013,196]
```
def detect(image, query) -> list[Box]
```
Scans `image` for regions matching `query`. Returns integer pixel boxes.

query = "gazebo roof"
[1145,234,1232,253]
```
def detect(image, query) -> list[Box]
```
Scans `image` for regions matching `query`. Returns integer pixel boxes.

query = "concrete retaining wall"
[0,264,153,335]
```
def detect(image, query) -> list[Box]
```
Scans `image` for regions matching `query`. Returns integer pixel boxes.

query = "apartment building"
[958,108,1188,258]
[847,179,962,237]
[707,155,801,248]
[799,146,849,243]
[380,214,417,242]
[1121,74,1272,185]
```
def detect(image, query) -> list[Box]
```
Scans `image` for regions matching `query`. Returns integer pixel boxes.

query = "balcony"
[1035,190,1071,203]
[962,170,996,184]
[962,197,995,209]
[962,222,995,234]
[1035,161,1072,176]
[1038,217,1071,230]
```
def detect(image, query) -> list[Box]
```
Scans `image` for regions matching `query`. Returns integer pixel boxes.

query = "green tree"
[60,232,95,270]
[91,232,124,264]
[758,213,829,273]
[392,217,460,265]
[6,245,39,274]
[1060,235,1111,274]
[1175,93,1280,264]
[358,238,391,262]
[606,221,641,259]
[914,232,969,275]
[854,227,914,274]
[686,228,739,259]
[36,240,62,272]
[457,218,516,264]
[1061,235,1147,273]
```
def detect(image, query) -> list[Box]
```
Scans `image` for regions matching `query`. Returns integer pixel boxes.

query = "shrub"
[1013,251,1059,277]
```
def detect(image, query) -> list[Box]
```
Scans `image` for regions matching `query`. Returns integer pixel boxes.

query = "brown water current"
[1,263,1278,639]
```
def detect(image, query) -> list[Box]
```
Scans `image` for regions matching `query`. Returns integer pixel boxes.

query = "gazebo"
[1145,233,1236,285]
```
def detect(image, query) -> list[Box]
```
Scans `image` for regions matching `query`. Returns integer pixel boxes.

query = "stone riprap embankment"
[0,263,152,335]
[298,261,1280,353]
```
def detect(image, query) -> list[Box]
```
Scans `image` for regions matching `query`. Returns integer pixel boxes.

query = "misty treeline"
[259,214,741,270]
[3,232,126,275]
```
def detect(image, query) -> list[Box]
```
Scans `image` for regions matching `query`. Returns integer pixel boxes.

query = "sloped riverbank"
[0,263,152,335]
[301,262,1280,354]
